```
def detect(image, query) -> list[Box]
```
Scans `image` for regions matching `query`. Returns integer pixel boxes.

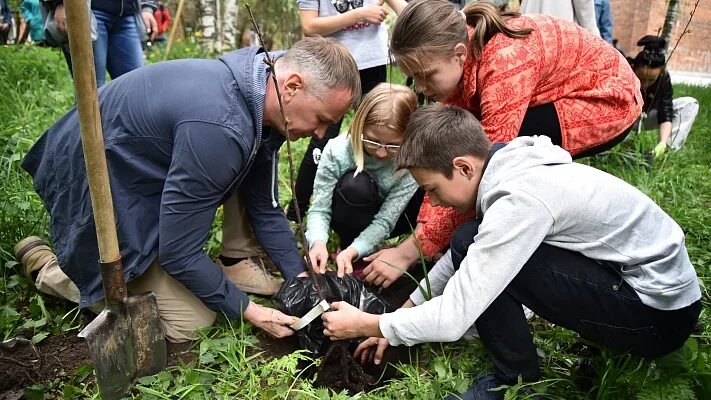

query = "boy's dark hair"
[395,104,492,179]
[633,35,666,69]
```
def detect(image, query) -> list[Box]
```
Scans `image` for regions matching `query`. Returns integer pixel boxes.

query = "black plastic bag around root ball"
[276,271,395,355]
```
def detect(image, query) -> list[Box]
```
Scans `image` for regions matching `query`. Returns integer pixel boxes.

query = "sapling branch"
[244,4,324,299]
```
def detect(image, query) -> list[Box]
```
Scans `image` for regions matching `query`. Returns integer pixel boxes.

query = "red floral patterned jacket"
[414,14,642,257]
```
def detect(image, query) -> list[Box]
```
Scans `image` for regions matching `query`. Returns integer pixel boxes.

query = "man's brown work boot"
[14,236,81,302]
[216,257,283,296]
[14,236,57,280]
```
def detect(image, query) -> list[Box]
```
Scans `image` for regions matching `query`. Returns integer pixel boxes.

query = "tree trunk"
[661,0,680,53]
[198,0,216,50]
[221,0,238,49]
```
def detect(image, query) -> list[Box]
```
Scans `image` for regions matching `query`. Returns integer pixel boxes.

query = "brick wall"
[611,0,710,74]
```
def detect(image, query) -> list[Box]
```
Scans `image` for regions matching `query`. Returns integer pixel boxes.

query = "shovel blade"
[79,292,166,400]
[126,292,167,377]
[79,306,136,400]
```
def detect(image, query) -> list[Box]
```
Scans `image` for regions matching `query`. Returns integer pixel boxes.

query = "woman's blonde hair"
[349,83,418,174]
[390,0,533,73]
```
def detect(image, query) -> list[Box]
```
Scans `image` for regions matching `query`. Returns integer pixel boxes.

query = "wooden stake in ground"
[63,1,166,398]
[164,0,187,60]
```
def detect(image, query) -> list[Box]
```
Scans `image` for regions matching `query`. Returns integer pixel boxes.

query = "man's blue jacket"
[22,46,304,318]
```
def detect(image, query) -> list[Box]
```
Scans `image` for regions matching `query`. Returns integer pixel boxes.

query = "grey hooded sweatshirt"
[380,136,701,346]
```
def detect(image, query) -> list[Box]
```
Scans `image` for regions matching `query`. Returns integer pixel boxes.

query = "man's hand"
[335,247,358,278]
[54,4,67,34]
[142,10,158,41]
[308,240,329,274]
[354,337,390,365]
[356,0,389,25]
[321,301,381,340]
[243,302,299,338]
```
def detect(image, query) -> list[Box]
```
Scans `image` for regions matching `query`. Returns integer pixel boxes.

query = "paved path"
[669,71,711,87]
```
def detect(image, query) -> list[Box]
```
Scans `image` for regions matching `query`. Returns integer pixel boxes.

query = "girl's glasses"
[331,0,364,13]
[361,134,400,154]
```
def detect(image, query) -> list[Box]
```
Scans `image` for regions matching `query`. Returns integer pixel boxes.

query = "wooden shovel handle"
[64,0,125,300]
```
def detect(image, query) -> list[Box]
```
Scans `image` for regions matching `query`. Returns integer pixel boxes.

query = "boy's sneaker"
[216,257,283,296]
[445,373,505,400]
[446,373,543,400]
[14,236,57,280]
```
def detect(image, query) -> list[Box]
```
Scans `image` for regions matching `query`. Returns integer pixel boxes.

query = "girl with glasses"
[288,0,408,223]
[305,83,423,282]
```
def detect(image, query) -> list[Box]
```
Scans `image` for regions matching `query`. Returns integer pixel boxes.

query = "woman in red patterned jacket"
[360,0,642,288]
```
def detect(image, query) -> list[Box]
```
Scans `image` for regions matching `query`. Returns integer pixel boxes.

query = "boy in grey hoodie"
[321,105,702,399]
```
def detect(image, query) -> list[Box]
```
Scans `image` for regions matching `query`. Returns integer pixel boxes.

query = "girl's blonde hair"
[349,83,418,174]
[390,0,533,73]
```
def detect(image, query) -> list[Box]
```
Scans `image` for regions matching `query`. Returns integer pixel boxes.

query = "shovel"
[63,1,166,398]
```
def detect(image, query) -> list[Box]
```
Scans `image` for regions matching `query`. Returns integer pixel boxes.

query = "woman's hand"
[308,240,329,274]
[335,247,359,277]
[321,301,382,340]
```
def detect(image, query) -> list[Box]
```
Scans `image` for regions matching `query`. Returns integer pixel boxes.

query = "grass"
[1,42,710,399]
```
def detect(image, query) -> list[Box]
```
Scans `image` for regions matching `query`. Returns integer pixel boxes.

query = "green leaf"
[21,317,47,330]
[138,375,158,385]
[31,331,48,344]
[74,364,94,382]
[433,359,447,380]
[0,304,20,318]
[23,384,46,400]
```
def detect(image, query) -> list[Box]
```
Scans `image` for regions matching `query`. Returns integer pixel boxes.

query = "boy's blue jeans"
[451,219,701,384]
[63,9,144,87]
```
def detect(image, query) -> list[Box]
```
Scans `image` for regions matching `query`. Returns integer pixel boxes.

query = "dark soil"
[0,329,197,397]
[0,330,89,394]
[314,341,375,394]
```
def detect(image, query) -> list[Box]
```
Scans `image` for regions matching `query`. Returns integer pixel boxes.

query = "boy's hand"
[354,337,390,365]
[322,301,381,340]
[335,247,358,277]
[308,240,329,273]
[362,247,408,287]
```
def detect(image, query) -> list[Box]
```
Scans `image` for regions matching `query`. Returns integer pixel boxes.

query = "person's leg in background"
[447,220,701,399]
[287,65,388,221]
[89,9,111,87]
[669,97,700,149]
[60,9,110,87]
[218,192,283,296]
[105,14,144,81]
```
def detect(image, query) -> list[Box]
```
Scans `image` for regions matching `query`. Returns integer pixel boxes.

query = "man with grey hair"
[18,36,360,342]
